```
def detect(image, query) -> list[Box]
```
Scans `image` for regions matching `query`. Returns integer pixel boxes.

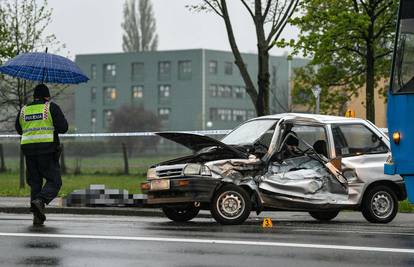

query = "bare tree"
[122,0,158,52]
[0,0,58,188]
[189,0,299,116]
[0,0,58,131]
[109,105,161,156]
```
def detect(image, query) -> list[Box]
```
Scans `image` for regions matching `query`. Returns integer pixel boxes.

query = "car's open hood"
[155,132,248,158]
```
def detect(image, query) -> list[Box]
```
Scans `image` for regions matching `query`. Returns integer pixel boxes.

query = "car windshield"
[221,119,277,145]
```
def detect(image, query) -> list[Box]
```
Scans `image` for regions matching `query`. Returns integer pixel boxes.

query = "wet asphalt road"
[0,211,414,267]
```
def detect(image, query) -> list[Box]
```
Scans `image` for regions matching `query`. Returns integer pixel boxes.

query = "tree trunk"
[366,24,376,124]
[254,1,270,116]
[220,0,258,113]
[257,45,270,116]
[0,144,6,173]
[122,142,129,175]
[74,158,81,175]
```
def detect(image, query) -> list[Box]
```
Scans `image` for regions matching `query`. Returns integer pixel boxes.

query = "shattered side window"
[290,125,328,151]
[332,124,389,157]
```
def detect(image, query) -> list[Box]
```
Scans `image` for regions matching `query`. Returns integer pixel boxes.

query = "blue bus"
[385,0,414,202]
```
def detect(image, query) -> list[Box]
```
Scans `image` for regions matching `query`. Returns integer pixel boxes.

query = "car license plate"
[150,179,170,191]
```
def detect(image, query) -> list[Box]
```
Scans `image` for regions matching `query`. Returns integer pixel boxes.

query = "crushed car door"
[331,123,400,184]
[258,122,349,207]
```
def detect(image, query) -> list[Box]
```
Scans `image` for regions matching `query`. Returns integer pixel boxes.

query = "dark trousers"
[25,153,62,206]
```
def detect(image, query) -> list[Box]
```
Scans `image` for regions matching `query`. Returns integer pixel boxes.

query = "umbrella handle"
[42,47,48,83]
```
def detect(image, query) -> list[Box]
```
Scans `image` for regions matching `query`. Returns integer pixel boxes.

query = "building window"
[210,108,232,121]
[91,109,96,130]
[217,85,232,97]
[209,84,218,97]
[233,86,246,99]
[103,87,117,104]
[131,62,144,81]
[224,62,233,75]
[90,87,97,102]
[132,85,143,100]
[217,85,224,97]
[178,60,192,80]
[158,108,171,121]
[158,85,170,103]
[103,109,114,128]
[209,61,217,74]
[158,61,171,81]
[91,64,97,80]
[232,110,247,122]
[219,109,232,121]
[224,86,232,97]
[103,64,116,82]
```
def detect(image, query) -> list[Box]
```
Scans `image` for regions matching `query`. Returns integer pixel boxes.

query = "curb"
[0,206,213,218]
[0,207,163,217]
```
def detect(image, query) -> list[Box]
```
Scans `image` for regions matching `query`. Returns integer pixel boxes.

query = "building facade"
[75,49,307,132]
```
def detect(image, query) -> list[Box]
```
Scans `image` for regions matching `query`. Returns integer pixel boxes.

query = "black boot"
[32,213,45,226]
[31,199,46,223]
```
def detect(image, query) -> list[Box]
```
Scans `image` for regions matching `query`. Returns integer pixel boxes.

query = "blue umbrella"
[0,52,89,84]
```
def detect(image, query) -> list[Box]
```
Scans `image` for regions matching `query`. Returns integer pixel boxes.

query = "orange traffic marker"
[262,218,273,228]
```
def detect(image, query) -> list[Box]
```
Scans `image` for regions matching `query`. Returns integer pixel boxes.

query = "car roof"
[251,112,366,124]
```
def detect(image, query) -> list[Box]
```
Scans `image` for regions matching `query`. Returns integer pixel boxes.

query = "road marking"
[0,232,413,254]
[293,228,414,236]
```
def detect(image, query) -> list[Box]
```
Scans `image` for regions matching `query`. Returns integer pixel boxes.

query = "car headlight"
[147,168,158,180]
[183,164,201,175]
[200,165,212,176]
[183,164,212,176]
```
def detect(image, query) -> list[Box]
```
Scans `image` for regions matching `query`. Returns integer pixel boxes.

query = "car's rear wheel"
[309,210,340,221]
[361,185,398,223]
[210,184,251,225]
[162,204,200,222]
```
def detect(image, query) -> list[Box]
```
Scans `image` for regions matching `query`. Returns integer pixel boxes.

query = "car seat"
[313,140,328,158]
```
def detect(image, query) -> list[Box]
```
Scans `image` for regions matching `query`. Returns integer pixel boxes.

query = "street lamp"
[311,85,321,114]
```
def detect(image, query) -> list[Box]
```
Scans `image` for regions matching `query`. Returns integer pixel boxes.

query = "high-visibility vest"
[19,102,54,145]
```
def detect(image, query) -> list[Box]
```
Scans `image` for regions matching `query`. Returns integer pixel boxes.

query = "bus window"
[392,0,414,93]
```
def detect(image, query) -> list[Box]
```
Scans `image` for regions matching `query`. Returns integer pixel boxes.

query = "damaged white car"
[142,114,406,225]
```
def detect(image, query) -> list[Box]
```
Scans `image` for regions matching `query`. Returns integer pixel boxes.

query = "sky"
[45,0,299,59]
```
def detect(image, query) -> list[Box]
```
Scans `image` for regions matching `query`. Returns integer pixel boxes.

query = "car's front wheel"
[309,210,340,222]
[361,185,398,223]
[162,204,200,222]
[210,184,251,225]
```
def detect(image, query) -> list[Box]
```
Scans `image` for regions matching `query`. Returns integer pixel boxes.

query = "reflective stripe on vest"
[19,102,54,145]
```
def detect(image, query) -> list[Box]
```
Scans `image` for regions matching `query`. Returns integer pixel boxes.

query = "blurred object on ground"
[64,184,146,207]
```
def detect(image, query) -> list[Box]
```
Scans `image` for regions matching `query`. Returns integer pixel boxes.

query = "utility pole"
[287,56,292,111]
[312,85,321,114]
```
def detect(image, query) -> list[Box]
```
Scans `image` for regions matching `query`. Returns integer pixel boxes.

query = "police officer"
[15,84,68,226]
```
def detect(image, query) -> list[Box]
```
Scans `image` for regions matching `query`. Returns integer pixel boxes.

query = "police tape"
[0,128,389,139]
[0,129,233,139]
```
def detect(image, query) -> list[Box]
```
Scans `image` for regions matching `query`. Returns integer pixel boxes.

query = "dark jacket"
[15,99,68,156]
